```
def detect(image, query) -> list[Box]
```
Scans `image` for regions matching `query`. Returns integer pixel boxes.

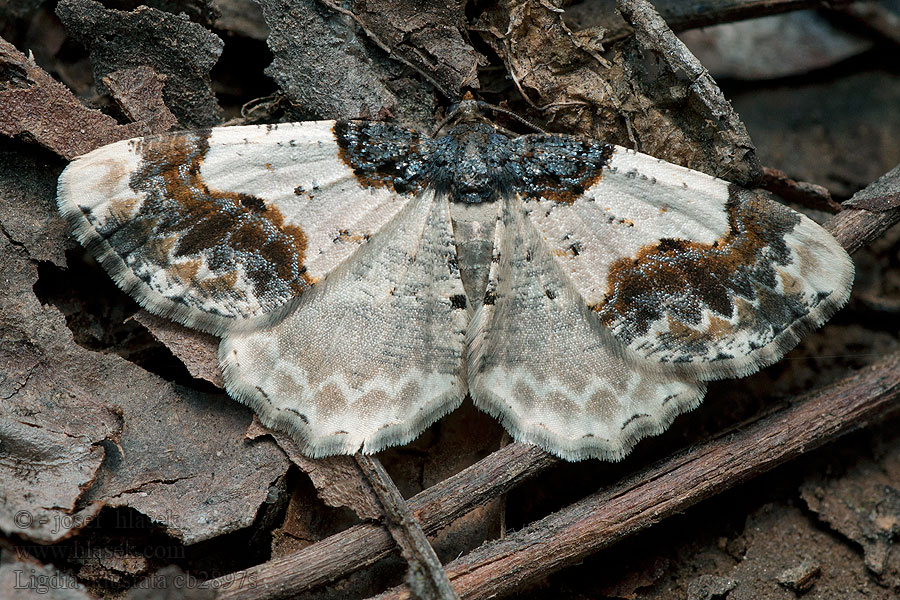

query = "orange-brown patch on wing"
[169,258,201,284]
[666,314,735,345]
[792,239,823,275]
[96,158,127,197]
[706,315,734,338]
[734,297,758,329]
[666,318,703,343]
[144,233,178,264]
[779,270,802,294]
[108,196,140,222]
[129,133,313,300]
[596,189,801,339]
[539,167,606,204]
[221,195,310,288]
[334,229,370,244]
[198,271,239,294]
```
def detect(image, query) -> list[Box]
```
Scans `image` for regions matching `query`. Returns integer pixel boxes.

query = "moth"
[57,100,853,461]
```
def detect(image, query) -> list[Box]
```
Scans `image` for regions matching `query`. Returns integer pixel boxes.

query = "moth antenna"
[432,94,549,136]
[431,107,460,136]
[475,101,549,135]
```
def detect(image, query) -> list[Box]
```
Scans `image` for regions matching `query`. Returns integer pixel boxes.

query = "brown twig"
[827,205,900,255]
[658,0,857,32]
[354,454,459,600]
[586,0,858,43]
[760,166,842,214]
[373,352,900,600]
[212,445,558,600]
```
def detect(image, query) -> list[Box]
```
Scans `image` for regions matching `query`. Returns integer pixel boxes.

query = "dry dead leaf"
[131,311,223,389]
[246,417,383,520]
[255,0,437,127]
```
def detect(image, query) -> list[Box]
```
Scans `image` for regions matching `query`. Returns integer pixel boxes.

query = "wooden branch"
[760,166,842,214]
[827,206,900,256]
[373,352,900,600]
[354,455,459,600]
[211,160,900,600]
[657,0,856,32]
[213,445,558,600]
[579,0,858,42]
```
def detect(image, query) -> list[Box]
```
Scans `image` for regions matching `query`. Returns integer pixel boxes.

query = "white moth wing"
[220,192,469,457]
[526,147,854,380]
[57,122,412,335]
[525,148,732,303]
[200,123,414,284]
[468,197,706,461]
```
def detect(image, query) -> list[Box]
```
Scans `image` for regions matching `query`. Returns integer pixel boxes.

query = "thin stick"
[760,166,843,214]
[827,206,900,255]
[213,445,557,600]
[354,455,459,600]
[659,0,858,32]
[595,0,858,43]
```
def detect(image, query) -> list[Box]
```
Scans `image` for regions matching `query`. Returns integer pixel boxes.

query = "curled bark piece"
[256,0,436,127]
[319,0,484,97]
[0,37,171,159]
[56,0,224,128]
[617,0,761,183]
[246,418,386,521]
[102,66,178,134]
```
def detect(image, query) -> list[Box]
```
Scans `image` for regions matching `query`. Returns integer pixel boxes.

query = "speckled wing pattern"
[57,111,853,461]
[57,123,415,334]
[219,191,469,455]
[468,196,706,460]
[523,148,854,379]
